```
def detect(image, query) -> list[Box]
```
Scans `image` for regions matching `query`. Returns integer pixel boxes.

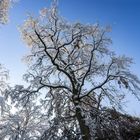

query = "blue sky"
[0,0,140,115]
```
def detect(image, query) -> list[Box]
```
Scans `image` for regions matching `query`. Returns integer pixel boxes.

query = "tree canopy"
[0,1,140,140]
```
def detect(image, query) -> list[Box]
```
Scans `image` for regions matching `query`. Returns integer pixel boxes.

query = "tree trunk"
[75,105,91,140]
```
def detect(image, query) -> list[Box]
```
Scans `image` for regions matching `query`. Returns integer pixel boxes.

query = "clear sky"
[0,0,140,115]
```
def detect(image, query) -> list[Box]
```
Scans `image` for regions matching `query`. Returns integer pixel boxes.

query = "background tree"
[94,108,140,140]
[0,100,49,140]
[0,0,17,24]
[0,64,8,91]
[0,0,11,24]
[5,2,140,140]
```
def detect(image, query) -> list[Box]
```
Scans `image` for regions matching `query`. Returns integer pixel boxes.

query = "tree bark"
[75,105,91,140]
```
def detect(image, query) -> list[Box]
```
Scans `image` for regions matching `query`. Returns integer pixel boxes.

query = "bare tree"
[6,3,140,140]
